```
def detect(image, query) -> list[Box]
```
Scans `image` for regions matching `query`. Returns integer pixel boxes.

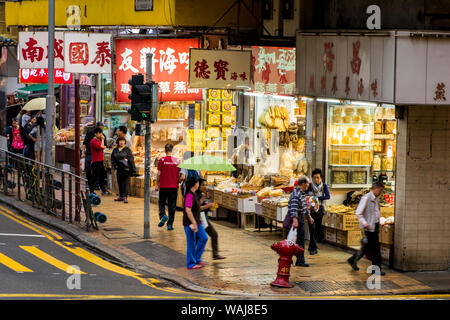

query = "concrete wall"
[394,105,450,271]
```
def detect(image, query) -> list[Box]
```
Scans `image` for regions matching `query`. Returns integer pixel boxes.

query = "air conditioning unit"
[262,0,281,37]
[283,0,301,37]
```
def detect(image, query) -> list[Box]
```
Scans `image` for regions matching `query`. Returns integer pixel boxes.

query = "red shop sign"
[20,68,73,84]
[114,38,202,102]
[251,46,296,95]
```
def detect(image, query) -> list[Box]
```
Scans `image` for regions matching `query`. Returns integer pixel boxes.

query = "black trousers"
[117,173,130,198]
[90,161,107,193]
[204,217,219,257]
[308,212,324,252]
[350,223,382,268]
[293,223,306,264]
[158,188,178,227]
[85,155,94,191]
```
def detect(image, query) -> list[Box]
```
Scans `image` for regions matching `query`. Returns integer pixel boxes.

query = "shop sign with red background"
[20,68,73,84]
[114,38,202,102]
[251,46,296,95]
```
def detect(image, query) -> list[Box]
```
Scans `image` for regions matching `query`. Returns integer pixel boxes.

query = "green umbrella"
[178,155,236,172]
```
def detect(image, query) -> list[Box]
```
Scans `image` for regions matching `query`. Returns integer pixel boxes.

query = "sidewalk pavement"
[1,192,449,297]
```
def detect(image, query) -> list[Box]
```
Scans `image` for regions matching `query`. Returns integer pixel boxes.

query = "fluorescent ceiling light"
[301,97,314,101]
[351,101,378,107]
[317,98,341,103]
[244,92,264,97]
[272,95,295,100]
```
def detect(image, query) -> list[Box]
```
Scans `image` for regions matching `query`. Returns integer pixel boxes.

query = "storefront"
[294,31,400,264]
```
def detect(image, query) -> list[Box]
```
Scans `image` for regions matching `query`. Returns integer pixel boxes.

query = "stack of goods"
[56,128,75,143]
[151,128,183,142]
[258,105,290,132]
[206,89,235,152]
[322,204,362,247]
[157,104,185,119]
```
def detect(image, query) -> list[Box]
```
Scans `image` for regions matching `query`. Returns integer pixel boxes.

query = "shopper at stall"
[180,151,201,196]
[83,122,107,194]
[156,143,180,231]
[24,116,38,160]
[6,118,27,155]
[347,181,386,276]
[307,168,331,255]
[89,127,109,195]
[21,110,31,128]
[196,179,226,260]
[183,177,208,270]
[117,126,132,149]
[111,136,136,204]
[283,175,314,267]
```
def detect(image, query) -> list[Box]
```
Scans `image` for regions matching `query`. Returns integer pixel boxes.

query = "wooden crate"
[324,227,337,243]
[380,224,394,245]
[213,190,223,205]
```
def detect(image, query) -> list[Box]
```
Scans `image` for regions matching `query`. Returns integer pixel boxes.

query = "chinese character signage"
[64,32,112,74]
[20,68,73,85]
[296,34,395,103]
[189,48,251,90]
[19,32,65,69]
[251,46,295,95]
[115,38,202,102]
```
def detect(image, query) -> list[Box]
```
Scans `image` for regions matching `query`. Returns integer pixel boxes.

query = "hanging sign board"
[19,31,65,69]
[188,48,252,90]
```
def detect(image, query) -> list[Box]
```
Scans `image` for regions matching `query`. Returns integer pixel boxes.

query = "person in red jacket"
[89,127,109,195]
[156,144,180,231]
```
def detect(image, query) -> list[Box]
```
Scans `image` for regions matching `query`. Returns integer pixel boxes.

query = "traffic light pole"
[143,53,153,239]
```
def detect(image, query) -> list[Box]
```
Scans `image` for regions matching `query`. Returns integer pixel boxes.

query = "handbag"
[286,227,297,242]
[118,159,131,172]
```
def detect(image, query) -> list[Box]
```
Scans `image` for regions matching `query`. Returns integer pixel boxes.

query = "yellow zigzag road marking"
[0,206,212,298]
[20,245,87,274]
[0,251,33,273]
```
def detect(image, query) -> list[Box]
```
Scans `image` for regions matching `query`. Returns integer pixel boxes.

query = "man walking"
[89,127,109,195]
[347,182,386,275]
[283,175,315,267]
[156,144,180,231]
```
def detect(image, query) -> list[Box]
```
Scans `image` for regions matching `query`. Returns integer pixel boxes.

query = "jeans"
[117,173,130,198]
[350,223,382,268]
[158,188,178,227]
[184,224,208,269]
[90,161,107,193]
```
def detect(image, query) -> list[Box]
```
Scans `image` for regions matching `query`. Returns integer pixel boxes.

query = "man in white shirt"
[118,126,132,149]
[347,182,385,275]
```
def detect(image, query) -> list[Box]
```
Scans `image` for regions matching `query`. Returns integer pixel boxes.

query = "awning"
[16,84,60,100]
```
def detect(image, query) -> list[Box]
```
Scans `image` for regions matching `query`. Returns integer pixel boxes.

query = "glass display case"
[326,104,375,188]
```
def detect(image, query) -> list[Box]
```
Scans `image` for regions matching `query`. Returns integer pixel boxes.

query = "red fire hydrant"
[270,239,304,288]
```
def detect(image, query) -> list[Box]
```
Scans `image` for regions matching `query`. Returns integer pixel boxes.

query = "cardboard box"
[276,206,288,222]
[380,224,394,245]
[324,227,337,243]
[135,187,145,198]
[380,206,395,218]
[336,230,363,246]
[135,176,145,188]
[129,177,136,196]
[135,165,145,175]
[238,196,257,213]
[322,212,330,227]
[111,169,119,195]
[381,243,394,265]
[336,213,360,231]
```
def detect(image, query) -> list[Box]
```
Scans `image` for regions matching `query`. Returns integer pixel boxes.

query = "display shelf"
[329,184,371,189]
[331,144,373,147]
[331,123,374,126]
[329,164,372,167]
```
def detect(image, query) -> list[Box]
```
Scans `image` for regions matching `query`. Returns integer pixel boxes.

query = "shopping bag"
[200,211,209,229]
[286,227,297,242]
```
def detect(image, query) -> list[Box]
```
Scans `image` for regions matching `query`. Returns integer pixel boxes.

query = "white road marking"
[0,233,45,238]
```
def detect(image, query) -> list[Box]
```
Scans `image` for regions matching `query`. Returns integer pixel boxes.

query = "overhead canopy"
[16,84,60,100]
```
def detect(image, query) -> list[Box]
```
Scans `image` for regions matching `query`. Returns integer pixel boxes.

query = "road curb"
[1,195,448,298]
[0,195,254,297]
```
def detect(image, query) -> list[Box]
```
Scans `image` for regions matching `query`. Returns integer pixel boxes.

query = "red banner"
[251,46,296,95]
[20,68,73,84]
[114,38,202,102]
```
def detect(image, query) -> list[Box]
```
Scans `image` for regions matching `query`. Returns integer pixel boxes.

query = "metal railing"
[0,148,99,231]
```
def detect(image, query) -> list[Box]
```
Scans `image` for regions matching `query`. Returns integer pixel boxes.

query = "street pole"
[74,77,81,222]
[45,0,55,166]
[143,53,153,239]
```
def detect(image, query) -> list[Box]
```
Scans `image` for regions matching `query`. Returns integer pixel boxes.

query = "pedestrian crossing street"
[0,245,87,274]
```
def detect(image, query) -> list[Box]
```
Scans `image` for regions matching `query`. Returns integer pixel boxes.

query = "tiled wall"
[394,105,450,271]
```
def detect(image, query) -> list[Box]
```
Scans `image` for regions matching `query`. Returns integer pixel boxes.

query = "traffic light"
[127,74,159,123]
